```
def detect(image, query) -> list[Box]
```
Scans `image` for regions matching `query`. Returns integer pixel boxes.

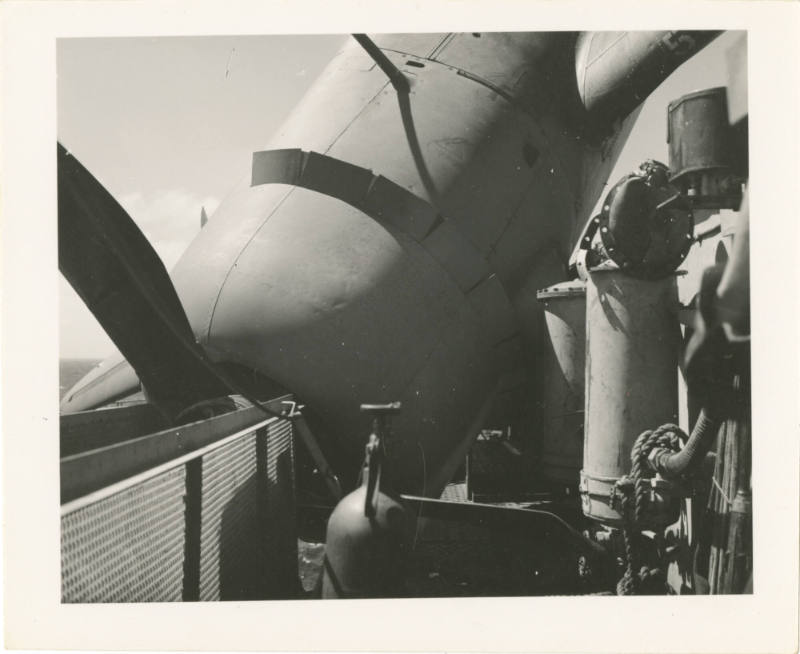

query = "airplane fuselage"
[161,33,635,493]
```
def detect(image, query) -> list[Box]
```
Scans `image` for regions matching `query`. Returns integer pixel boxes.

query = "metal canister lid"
[536,279,586,300]
[666,85,727,114]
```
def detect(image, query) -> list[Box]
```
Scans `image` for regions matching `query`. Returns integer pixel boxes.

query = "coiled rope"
[613,423,687,595]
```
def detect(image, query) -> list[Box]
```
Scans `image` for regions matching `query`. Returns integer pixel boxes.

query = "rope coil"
[613,424,687,595]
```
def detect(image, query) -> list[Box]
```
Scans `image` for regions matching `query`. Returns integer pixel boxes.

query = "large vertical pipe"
[537,280,586,485]
[580,271,680,524]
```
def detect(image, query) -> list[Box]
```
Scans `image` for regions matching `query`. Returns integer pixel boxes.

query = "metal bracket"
[280,399,305,419]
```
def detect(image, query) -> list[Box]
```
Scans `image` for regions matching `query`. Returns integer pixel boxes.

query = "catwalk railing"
[60,396,297,602]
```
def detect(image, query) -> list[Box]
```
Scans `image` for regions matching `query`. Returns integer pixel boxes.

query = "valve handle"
[359,402,401,517]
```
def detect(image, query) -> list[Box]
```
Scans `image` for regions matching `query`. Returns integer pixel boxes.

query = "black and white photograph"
[2,2,799,652]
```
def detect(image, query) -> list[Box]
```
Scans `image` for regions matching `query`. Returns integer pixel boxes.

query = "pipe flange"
[598,161,694,279]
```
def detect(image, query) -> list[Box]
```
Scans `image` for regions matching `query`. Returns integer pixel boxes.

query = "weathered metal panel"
[61,466,186,602]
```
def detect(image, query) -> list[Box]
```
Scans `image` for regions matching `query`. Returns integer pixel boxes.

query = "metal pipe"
[648,407,721,479]
[580,271,680,525]
[576,31,722,129]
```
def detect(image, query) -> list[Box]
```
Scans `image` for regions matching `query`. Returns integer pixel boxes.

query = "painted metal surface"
[60,402,167,457]
[581,271,680,524]
[537,280,586,483]
[60,351,139,413]
[575,31,721,128]
[668,86,742,209]
[62,33,715,497]
[167,35,635,495]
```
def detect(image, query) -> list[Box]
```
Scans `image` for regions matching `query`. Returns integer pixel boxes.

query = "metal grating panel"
[62,412,296,603]
[439,482,469,502]
[61,466,186,602]
[198,433,260,601]
[196,419,297,600]
[259,419,297,597]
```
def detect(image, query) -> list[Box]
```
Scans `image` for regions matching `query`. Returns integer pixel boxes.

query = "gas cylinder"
[536,280,586,484]
[580,271,680,524]
[321,403,413,598]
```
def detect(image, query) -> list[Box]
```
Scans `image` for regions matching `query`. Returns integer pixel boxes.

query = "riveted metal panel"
[61,466,186,603]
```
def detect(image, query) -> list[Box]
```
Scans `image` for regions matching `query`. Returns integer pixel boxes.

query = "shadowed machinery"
[59,31,750,599]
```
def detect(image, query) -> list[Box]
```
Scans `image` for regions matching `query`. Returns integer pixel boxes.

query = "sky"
[57,31,741,358]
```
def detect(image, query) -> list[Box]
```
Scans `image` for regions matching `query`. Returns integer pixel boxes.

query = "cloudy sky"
[57,32,740,358]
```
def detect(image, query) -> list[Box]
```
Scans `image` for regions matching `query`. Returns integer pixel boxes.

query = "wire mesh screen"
[61,412,296,603]
[197,418,296,600]
[259,418,297,598]
[61,466,186,602]
[198,432,260,600]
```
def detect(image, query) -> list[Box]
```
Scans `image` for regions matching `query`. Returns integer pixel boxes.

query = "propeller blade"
[57,142,225,417]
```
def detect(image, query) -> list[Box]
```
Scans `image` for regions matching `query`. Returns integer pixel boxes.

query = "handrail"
[61,413,279,514]
[61,395,291,503]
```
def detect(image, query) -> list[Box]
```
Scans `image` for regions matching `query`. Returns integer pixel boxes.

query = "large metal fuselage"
[68,34,637,494]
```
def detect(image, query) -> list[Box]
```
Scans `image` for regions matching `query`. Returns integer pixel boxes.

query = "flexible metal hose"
[648,408,720,479]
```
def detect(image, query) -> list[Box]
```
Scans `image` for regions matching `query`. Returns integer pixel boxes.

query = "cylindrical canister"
[580,270,680,524]
[667,86,740,208]
[536,280,586,484]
